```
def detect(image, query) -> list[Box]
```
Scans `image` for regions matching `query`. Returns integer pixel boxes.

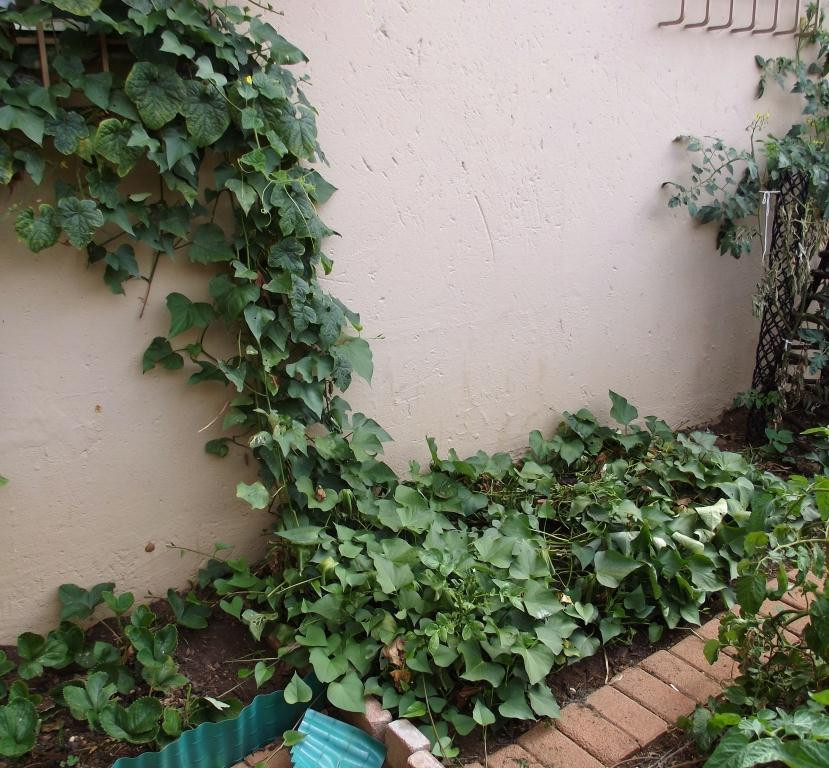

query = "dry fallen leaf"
[389,667,411,691]
[382,636,406,667]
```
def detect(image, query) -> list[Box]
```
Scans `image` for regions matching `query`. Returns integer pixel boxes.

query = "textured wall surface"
[0,0,801,639]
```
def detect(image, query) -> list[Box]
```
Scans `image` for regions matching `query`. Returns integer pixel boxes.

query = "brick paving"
[585,685,667,746]
[611,666,697,723]
[457,574,818,767]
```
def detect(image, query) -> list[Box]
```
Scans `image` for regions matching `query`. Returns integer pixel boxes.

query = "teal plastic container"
[291,709,386,768]
[112,678,322,768]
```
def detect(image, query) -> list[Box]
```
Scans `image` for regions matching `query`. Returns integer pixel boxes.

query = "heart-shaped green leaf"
[44,110,89,155]
[125,63,185,130]
[56,197,104,248]
[283,672,312,705]
[181,81,230,146]
[14,205,59,253]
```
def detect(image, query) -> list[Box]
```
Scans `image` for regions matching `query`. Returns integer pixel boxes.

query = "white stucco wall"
[0,0,802,640]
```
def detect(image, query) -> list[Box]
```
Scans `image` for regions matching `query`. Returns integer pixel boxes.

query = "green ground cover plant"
[3,394,824,760]
[683,495,829,768]
[0,0,825,763]
[0,586,255,760]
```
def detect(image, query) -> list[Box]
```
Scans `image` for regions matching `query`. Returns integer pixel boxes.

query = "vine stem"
[138,251,161,319]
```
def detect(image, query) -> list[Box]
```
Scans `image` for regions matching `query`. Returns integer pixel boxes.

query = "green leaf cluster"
[203,394,820,755]
[0,583,245,758]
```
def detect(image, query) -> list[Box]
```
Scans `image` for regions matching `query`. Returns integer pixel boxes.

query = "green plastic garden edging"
[111,676,323,768]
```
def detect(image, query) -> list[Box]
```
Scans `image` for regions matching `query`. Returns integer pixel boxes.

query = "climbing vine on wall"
[0,0,376,500]
[6,2,829,764]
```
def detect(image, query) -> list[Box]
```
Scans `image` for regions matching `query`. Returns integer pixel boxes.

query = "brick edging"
[461,570,824,768]
[235,572,823,768]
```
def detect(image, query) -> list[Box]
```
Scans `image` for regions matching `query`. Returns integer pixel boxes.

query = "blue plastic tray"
[291,709,386,768]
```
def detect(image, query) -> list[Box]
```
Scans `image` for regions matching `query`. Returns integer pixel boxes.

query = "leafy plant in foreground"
[686,495,829,767]
[0,581,244,760]
[202,394,821,757]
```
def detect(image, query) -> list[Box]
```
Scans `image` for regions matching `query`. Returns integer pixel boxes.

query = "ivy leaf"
[326,671,364,713]
[103,244,141,295]
[124,62,185,130]
[0,105,44,145]
[236,481,269,510]
[516,644,555,686]
[188,223,234,264]
[279,106,317,159]
[308,648,348,683]
[100,697,161,744]
[594,550,642,588]
[56,197,104,248]
[160,30,196,59]
[44,0,101,15]
[0,699,39,757]
[209,274,260,320]
[44,109,89,155]
[497,689,534,720]
[226,178,257,215]
[14,205,59,252]
[254,661,274,688]
[218,361,247,392]
[283,672,312,705]
[528,684,561,719]
[558,438,584,466]
[166,293,215,337]
[244,305,275,342]
[609,391,638,427]
[95,119,142,176]
[459,641,505,688]
[142,337,184,373]
[249,18,308,64]
[181,81,230,147]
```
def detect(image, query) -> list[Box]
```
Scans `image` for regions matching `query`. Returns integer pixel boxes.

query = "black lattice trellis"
[746,173,829,441]
[746,174,808,442]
